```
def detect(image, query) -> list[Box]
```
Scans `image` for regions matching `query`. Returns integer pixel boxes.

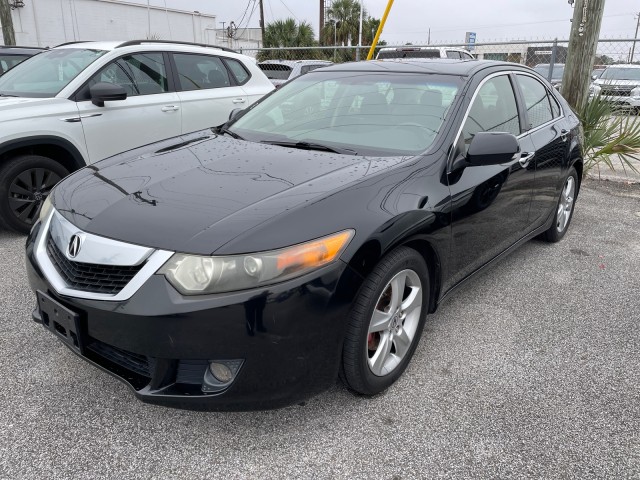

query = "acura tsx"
[25,59,583,410]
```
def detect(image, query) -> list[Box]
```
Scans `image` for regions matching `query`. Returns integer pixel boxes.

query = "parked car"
[258,59,334,87]
[589,64,640,109]
[376,46,474,60]
[533,63,565,90]
[0,45,44,75]
[0,40,274,233]
[592,67,605,80]
[26,59,582,410]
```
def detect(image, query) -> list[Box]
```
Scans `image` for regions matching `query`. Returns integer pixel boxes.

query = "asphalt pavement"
[0,179,638,479]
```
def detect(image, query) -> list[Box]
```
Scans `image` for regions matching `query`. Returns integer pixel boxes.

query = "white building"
[1,0,262,51]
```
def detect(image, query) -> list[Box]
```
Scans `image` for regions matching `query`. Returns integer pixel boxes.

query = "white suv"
[0,40,274,232]
[376,46,474,60]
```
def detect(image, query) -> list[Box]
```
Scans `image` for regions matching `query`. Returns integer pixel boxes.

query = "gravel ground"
[0,180,638,479]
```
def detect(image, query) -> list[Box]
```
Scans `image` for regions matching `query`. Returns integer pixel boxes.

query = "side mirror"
[90,82,127,107]
[467,132,520,166]
[228,107,243,121]
[592,74,598,81]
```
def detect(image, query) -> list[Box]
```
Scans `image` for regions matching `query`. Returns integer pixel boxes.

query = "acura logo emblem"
[67,234,82,258]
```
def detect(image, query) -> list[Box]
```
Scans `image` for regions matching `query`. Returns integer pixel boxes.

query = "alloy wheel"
[8,168,61,225]
[556,176,575,233]
[367,269,423,377]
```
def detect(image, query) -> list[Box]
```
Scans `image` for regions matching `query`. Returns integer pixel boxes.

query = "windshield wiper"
[260,140,358,155]
[214,125,244,140]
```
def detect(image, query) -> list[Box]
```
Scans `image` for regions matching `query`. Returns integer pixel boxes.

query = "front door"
[446,73,536,288]
[77,52,182,163]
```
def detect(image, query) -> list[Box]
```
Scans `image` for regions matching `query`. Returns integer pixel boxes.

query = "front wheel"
[341,246,429,396]
[0,155,68,234]
[540,166,578,243]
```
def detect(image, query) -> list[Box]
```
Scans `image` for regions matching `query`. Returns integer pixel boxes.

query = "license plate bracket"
[37,290,83,355]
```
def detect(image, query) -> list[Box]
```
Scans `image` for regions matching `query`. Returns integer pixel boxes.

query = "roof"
[258,60,334,66]
[0,46,45,54]
[320,58,514,77]
[605,64,640,69]
[378,46,470,52]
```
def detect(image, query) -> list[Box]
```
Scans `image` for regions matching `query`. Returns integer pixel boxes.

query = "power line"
[276,0,299,22]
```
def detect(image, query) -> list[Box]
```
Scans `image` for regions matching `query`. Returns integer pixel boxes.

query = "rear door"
[170,52,248,134]
[447,73,537,286]
[76,52,182,163]
[514,73,567,225]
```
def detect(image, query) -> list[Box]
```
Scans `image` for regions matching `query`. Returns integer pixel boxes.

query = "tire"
[540,166,578,243]
[341,246,430,396]
[0,155,68,234]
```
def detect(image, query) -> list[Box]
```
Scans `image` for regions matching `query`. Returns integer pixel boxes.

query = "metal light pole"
[356,0,364,61]
[147,0,151,38]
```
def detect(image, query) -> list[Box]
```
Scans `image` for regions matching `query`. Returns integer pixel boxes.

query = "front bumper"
[25,222,363,411]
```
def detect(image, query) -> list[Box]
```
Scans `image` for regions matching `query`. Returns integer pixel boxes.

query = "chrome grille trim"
[35,209,174,301]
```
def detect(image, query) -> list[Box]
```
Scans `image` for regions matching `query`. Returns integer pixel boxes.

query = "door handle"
[232,98,246,104]
[560,129,568,142]
[161,105,180,112]
[519,152,535,168]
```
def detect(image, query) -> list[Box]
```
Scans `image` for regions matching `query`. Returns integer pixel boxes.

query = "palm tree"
[259,18,318,61]
[321,0,365,47]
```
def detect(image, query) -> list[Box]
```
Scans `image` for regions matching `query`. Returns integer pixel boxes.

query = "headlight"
[38,195,54,222]
[159,229,354,295]
[589,84,601,96]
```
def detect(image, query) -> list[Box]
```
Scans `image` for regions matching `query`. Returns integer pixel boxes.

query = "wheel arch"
[347,235,443,314]
[0,136,86,174]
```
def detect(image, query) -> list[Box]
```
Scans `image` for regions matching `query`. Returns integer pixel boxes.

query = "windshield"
[533,65,564,80]
[600,67,640,81]
[377,49,440,59]
[0,55,30,75]
[259,64,293,80]
[0,48,107,98]
[230,71,461,156]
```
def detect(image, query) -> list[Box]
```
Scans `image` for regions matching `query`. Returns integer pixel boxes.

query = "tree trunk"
[561,0,606,112]
[0,0,16,45]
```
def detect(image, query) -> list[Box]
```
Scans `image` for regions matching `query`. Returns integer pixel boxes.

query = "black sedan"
[25,59,582,410]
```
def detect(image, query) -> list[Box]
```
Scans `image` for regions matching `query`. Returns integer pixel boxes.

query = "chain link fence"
[238,39,640,85]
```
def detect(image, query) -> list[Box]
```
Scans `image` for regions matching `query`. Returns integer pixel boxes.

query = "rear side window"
[446,51,461,59]
[173,53,231,91]
[225,58,250,85]
[258,64,292,81]
[377,49,440,59]
[516,74,554,129]
[88,53,168,97]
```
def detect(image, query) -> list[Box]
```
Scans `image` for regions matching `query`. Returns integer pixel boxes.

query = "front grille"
[602,88,633,97]
[87,340,153,378]
[46,236,143,294]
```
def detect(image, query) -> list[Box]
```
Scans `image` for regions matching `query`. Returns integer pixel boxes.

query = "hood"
[52,130,408,255]
[594,79,640,87]
[0,96,71,120]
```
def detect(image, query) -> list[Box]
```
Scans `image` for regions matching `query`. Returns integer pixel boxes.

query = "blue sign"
[466,32,476,51]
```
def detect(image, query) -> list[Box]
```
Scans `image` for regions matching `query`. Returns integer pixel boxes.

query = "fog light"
[209,362,233,383]
[202,359,244,393]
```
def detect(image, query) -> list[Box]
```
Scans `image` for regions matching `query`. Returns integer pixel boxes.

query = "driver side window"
[87,53,168,97]
[461,75,520,154]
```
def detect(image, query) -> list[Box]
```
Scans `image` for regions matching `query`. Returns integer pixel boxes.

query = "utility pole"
[259,0,265,41]
[0,0,16,45]
[355,0,363,61]
[561,0,606,112]
[631,12,640,63]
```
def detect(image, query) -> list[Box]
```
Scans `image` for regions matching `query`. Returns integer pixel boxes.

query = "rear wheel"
[341,246,429,395]
[0,155,68,234]
[540,166,578,243]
